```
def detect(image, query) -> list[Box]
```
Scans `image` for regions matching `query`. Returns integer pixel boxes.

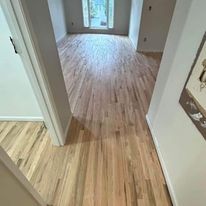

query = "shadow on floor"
[64,115,126,145]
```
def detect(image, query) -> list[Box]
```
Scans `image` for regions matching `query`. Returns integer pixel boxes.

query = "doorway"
[82,0,114,29]
[0,2,51,197]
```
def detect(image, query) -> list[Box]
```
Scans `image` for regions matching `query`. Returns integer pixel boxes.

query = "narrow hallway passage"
[57,34,172,206]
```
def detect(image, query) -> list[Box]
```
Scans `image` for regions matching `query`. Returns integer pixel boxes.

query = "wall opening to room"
[0,3,48,197]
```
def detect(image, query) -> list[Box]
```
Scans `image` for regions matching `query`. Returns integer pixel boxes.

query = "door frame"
[1,0,65,146]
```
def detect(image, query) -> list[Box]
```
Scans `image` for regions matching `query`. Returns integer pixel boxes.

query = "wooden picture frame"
[180,32,206,140]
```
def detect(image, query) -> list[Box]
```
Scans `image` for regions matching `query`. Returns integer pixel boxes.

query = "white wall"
[48,0,67,42]
[130,0,176,52]
[128,0,143,49]
[0,6,42,121]
[147,0,206,205]
[0,160,41,206]
[18,0,72,143]
[64,0,131,35]
[138,0,176,52]
[0,146,45,206]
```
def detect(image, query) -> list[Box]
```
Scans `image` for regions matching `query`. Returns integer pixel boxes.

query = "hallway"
[1,34,172,206]
[58,34,171,205]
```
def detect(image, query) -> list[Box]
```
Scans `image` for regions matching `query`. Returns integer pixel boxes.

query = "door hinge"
[43,121,48,129]
[9,36,18,54]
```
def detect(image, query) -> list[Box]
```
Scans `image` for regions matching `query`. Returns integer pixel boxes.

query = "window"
[82,0,114,29]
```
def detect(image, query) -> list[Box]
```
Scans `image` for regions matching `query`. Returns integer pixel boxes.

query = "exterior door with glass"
[82,0,114,29]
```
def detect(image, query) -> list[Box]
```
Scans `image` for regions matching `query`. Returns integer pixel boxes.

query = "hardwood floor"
[0,34,172,206]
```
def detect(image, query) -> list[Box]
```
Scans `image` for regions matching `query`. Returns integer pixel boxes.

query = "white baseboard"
[128,37,137,50]
[0,116,44,122]
[138,49,164,53]
[146,114,178,206]
[56,33,67,46]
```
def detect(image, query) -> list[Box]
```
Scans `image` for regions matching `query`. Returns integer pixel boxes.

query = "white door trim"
[1,0,66,146]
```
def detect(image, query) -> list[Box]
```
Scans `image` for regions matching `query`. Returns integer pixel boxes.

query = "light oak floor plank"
[0,34,172,206]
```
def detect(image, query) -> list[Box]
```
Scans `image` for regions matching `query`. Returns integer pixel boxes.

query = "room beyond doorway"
[56,34,171,205]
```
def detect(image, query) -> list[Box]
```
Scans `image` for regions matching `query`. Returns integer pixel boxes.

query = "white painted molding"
[5,0,70,146]
[0,116,43,122]
[129,38,137,51]
[56,32,67,46]
[146,114,179,206]
[138,49,164,53]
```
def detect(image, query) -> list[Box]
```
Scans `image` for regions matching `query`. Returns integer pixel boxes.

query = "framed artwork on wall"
[180,33,206,140]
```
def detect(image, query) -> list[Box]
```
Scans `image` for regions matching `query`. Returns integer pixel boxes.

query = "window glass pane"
[82,0,89,27]
[90,0,107,28]
[82,0,114,29]
[108,0,114,28]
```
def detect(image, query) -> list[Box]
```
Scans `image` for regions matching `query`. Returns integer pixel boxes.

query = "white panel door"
[0,6,42,121]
